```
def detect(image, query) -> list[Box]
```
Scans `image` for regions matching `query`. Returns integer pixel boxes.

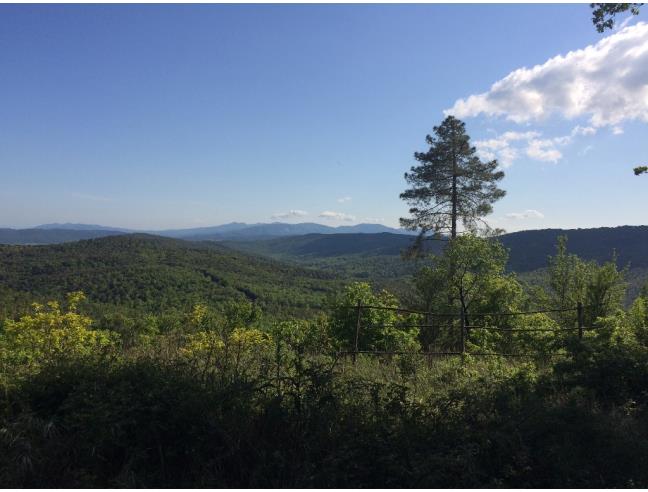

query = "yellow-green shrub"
[0,292,117,386]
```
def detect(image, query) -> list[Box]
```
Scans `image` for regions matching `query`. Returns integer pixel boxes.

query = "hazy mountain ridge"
[0,228,126,245]
[1,222,415,244]
[35,223,132,232]
[158,221,414,239]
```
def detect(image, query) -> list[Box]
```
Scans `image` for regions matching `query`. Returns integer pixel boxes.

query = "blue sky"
[1,4,647,231]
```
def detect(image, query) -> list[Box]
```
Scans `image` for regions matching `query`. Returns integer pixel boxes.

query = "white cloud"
[446,22,648,129]
[475,131,538,167]
[474,123,600,167]
[337,196,352,203]
[612,126,625,135]
[505,209,545,220]
[319,211,356,222]
[362,217,385,223]
[526,139,562,163]
[572,125,597,136]
[271,209,308,219]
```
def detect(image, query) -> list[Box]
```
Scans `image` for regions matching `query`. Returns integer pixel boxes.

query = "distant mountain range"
[34,223,133,232]
[0,228,126,245]
[157,221,415,239]
[1,222,415,244]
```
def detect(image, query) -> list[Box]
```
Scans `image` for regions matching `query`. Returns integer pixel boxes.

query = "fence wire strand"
[343,301,599,359]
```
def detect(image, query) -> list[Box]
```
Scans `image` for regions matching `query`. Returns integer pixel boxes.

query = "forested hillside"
[223,233,425,294]
[502,226,648,270]
[225,232,426,257]
[224,226,648,271]
[4,225,646,273]
[0,234,339,319]
[222,226,648,300]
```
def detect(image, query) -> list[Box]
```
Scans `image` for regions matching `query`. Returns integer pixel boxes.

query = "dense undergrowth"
[1,289,648,487]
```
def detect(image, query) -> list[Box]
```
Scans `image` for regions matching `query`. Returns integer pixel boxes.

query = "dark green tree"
[400,116,505,241]
[591,3,643,32]
[634,165,647,176]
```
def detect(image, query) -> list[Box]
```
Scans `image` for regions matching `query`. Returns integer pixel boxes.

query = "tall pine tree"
[400,115,505,241]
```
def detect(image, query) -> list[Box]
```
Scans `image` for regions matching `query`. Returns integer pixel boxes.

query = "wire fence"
[339,301,597,360]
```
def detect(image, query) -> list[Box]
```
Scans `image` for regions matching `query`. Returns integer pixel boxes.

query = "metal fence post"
[577,301,584,340]
[354,300,362,363]
[460,306,466,354]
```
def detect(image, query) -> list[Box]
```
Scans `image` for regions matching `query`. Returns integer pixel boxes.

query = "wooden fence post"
[353,300,362,363]
[577,301,584,340]
[460,306,466,354]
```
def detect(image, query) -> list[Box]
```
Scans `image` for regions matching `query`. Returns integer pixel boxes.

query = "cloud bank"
[319,211,356,222]
[505,209,545,220]
[474,124,599,167]
[446,22,648,129]
[271,210,308,219]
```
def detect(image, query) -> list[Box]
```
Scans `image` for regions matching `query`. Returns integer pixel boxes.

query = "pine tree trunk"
[451,134,458,239]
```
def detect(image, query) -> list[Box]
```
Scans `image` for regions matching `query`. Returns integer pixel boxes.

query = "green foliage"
[413,235,556,353]
[416,234,509,311]
[2,288,648,486]
[0,234,340,319]
[328,282,420,352]
[4,339,648,487]
[0,292,117,389]
[591,3,643,32]
[548,236,626,326]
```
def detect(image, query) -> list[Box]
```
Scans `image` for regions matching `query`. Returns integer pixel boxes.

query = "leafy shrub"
[0,292,117,389]
[328,282,420,352]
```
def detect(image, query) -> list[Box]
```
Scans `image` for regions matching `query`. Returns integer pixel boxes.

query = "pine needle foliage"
[400,116,505,243]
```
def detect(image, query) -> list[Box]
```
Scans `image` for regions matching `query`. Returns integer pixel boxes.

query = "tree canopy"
[591,3,643,32]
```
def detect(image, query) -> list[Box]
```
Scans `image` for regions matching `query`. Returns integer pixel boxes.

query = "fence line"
[338,350,558,358]
[346,301,595,360]
[367,323,590,333]
[340,303,600,317]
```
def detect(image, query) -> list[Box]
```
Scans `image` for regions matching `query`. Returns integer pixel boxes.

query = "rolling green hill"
[224,232,424,257]
[224,226,648,271]
[2,226,646,320]
[223,226,648,302]
[222,233,427,298]
[501,226,648,270]
[0,234,340,319]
